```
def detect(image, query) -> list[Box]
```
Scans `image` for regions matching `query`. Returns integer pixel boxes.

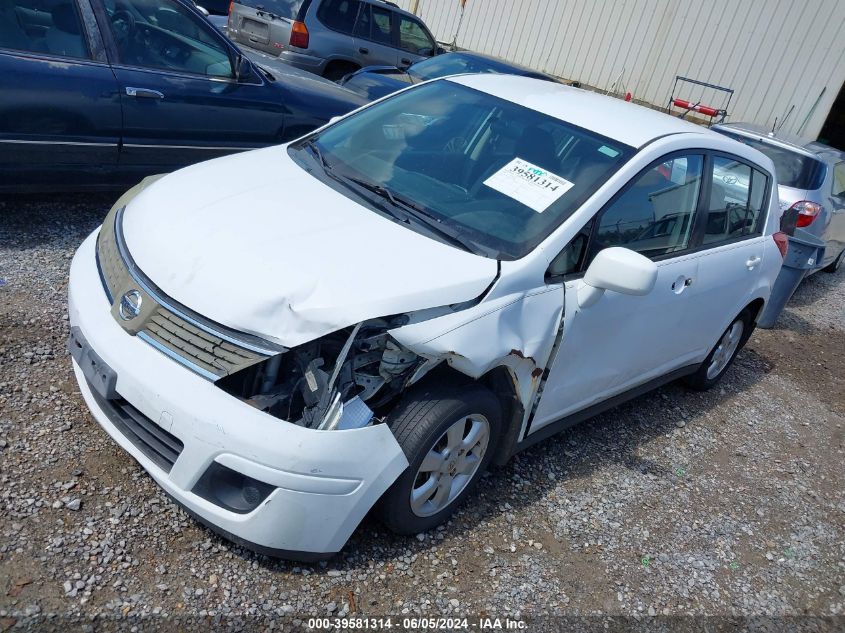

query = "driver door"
[94,0,287,172]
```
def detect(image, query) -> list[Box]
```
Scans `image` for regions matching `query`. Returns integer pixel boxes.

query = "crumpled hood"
[121,146,497,347]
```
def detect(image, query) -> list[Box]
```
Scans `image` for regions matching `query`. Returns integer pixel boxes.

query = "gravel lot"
[1,195,843,630]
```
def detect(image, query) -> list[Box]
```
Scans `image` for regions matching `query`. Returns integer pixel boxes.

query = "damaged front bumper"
[69,230,409,558]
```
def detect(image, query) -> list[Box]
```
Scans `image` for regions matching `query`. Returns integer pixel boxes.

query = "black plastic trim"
[87,380,184,473]
[517,364,699,451]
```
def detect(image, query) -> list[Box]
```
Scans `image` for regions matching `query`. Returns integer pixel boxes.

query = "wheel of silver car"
[410,413,490,517]
[824,248,845,273]
[684,309,752,391]
[706,320,744,380]
[377,382,502,535]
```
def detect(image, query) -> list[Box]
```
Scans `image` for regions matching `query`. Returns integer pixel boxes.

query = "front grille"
[143,307,266,377]
[88,382,184,473]
[95,203,280,380]
[96,208,127,302]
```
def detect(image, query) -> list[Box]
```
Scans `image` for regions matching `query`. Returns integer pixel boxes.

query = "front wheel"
[684,309,752,391]
[377,382,502,535]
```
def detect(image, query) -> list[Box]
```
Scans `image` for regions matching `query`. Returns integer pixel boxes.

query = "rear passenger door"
[824,161,845,265]
[0,0,122,190]
[352,2,396,67]
[683,153,771,354]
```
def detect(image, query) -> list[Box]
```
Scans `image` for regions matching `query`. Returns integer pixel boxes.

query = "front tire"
[684,309,752,391]
[377,382,502,535]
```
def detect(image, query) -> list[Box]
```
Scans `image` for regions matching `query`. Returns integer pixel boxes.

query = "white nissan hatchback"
[68,75,785,560]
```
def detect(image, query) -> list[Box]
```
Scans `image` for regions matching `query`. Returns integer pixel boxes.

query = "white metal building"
[397,0,845,146]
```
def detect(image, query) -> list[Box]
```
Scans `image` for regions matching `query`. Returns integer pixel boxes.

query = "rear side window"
[0,0,89,59]
[589,154,704,261]
[317,0,361,34]
[701,156,768,245]
[354,4,391,44]
[833,162,845,197]
[718,130,825,190]
[398,15,434,54]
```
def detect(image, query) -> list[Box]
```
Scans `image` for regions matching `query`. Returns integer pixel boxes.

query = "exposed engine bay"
[216,316,425,430]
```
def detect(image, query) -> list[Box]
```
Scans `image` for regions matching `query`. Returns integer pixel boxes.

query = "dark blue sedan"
[339,51,561,102]
[0,0,366,192]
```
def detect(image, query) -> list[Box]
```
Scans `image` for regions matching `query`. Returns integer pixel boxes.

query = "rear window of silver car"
[718,131,826,190]
[235,0,304,18]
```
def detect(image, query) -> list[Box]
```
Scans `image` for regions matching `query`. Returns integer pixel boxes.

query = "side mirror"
[577,247,657,309]
[194,3,209,16]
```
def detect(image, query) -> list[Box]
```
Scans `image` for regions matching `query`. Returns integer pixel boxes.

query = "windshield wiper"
[304,140,330,172]
[344,176,481,254]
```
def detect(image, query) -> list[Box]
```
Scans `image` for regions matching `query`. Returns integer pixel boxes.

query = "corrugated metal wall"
[395,0,845,139]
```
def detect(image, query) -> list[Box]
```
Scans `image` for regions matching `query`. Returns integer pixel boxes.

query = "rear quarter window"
[317,0,361,34]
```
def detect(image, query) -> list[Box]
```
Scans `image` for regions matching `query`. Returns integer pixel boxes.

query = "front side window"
[294,80,633,259]
[317,0,361,34]
[104,0,232,76]
[701,156,767,245]
[0,0,89,59]
[589,154,703,261]
[398,16,433,55]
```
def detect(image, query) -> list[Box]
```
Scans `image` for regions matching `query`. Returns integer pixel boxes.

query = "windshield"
[719,131,826,190]
[295,80,633,259]
[408,55,506,82]
[235,0,303,18]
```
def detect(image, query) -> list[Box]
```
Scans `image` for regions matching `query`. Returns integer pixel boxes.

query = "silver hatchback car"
[714,123,845,273]
[227,0,440,80]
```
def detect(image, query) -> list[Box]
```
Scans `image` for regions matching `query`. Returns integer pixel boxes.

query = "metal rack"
[668,76,734,126]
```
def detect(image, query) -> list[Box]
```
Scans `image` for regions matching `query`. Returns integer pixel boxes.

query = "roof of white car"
[449,74,714,148]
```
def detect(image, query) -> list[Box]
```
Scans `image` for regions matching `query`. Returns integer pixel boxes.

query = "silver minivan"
[227,0,440,80]
[714,123,845,273]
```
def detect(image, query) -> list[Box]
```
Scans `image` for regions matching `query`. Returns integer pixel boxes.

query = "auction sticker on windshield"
[483,158,574,213]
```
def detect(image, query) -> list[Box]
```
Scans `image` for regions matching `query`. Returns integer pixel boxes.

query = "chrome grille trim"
[137,332,221,381]
[94,202,285,380]
[113,205,284,357]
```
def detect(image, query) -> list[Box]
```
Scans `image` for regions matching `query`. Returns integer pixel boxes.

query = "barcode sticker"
[483,158,574,213]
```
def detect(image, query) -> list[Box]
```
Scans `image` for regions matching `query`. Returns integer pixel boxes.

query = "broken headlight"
[215,316,421,430]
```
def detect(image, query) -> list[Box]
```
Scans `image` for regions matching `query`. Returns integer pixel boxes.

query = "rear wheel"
[823,248,844,273]
[322,61,359,82]
[684,309,752,391]
[377,382,502,535]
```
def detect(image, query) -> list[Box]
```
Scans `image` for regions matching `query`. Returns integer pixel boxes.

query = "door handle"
[746,255,761,269]
[671,276,693,293]
[126,87,164,99]
[358,47,369,54]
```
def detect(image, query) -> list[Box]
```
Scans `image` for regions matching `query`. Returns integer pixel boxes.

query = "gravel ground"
[0,195,843,631]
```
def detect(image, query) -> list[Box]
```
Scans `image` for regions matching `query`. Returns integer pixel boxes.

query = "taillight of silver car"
[790,200,822,228]
[773,231,789,258]
[290,20,310,48]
